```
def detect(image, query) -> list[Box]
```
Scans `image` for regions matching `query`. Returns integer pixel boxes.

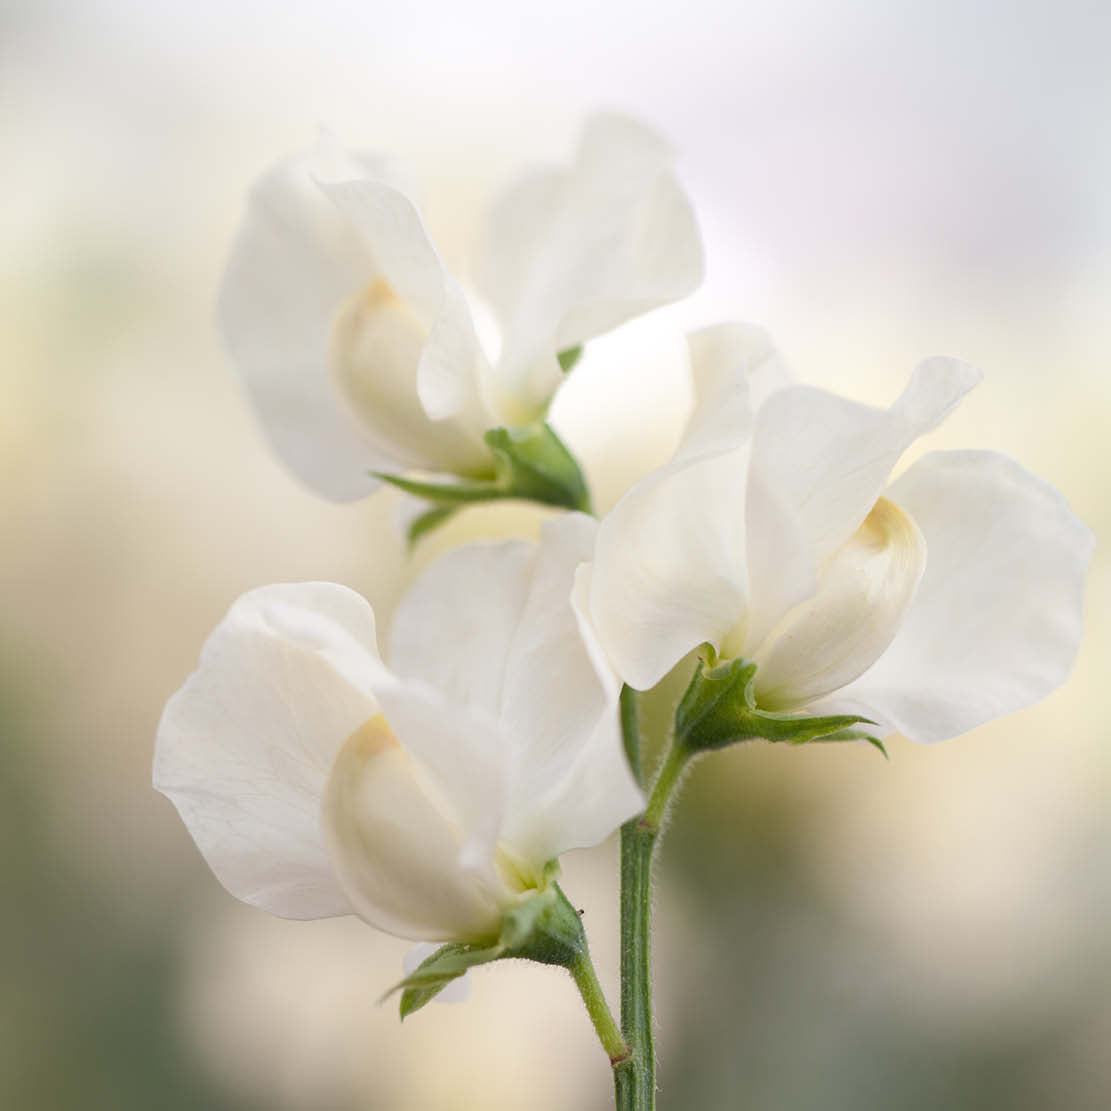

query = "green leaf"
[557,345,584,373]
[674,655,878,753]
[387,941,505,1020]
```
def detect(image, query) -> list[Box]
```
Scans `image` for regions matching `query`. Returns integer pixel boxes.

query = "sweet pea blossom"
[588,325,1093,743]
[153,515,642,941]
[218,114,703,502]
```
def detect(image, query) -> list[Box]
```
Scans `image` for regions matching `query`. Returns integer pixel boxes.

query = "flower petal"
[328,277,493,475]
[587,327,785,689]
[366,676,508,890]
[742,357,981,642]
[823,451,1094,742]
[476,113,704,416]
[677,323,791,461]
[498,516,644,863]
[390,515,642,868]
[389,538,536,717]
[217,151,393,501]
[153,583,383,919]
[751,498,927,709]
[317,173,493,432]
[322,715,512,941]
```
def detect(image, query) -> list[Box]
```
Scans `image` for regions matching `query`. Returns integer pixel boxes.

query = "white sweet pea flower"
[218,115,703,501]
[153,514,643,941]
[588,324,1093,743]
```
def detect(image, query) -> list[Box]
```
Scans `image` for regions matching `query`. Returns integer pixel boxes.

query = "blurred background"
[2,0,1109,1107]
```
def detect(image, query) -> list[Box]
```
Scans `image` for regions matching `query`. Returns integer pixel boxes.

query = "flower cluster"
[155,114,1091,1055]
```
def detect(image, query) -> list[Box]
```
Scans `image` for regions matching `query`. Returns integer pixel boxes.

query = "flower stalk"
[616,687,694,1110]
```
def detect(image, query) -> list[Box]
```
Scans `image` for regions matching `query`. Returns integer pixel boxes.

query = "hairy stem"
[569,947,630,1069]
[616,687,694,1110]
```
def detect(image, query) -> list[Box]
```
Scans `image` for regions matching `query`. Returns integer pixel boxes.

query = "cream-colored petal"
[329,278,492,475]
[317,175,494,433]
[321,716,516,942]
[819,451,1094,742]
[751,498,927,710]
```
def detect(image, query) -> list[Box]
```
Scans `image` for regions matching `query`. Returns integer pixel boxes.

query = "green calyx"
[385,883,588,1020]
[375,422,593,545]
[674,654,887,757]
[557,345,584,373]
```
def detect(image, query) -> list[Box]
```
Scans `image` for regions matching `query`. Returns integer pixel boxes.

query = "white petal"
[751,498,927,709]
[750,357,981,563]
[366,675,509,890]
[153,583,383,919]
[217,152,392,501]
[742,357,981,639]
[318,175,493,432]
[322,715,514,941]
[390,537,537,715]
[587,327,784,689]
[329,278,493,475]
[390,515,641,867]
[476,113,704,415]
[676,323,790,461]
[821,451,1093,743]
[589,448,749,690]
[498,517,643,863]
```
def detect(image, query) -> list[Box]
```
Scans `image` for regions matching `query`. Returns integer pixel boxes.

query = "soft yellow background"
[2,1,1109,1108]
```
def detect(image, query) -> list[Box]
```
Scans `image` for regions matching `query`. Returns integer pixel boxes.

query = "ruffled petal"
[476,113,704,416]
[822,451,1094,742]
[153,583,383,918]
[677,323,790,461]
[742,357,981,641]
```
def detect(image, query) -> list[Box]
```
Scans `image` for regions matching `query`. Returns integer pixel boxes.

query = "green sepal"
[405,505,459,549]
[557,345,584,373]
[499,883,586,968]
[385,882,587,1019]
[482,424,592,512]
[393,941,504,1020]
[373,421,591,529]
[674,655,879,753]
[808,726,889,759]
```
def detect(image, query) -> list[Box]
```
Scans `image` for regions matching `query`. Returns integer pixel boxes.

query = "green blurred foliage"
[658,749,1108,1111]
[0,676,248,1111]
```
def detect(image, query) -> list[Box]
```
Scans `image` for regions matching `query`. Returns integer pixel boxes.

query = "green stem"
[617,688,694,1110]
[641,742,689,835]
[569,948,631,1069]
